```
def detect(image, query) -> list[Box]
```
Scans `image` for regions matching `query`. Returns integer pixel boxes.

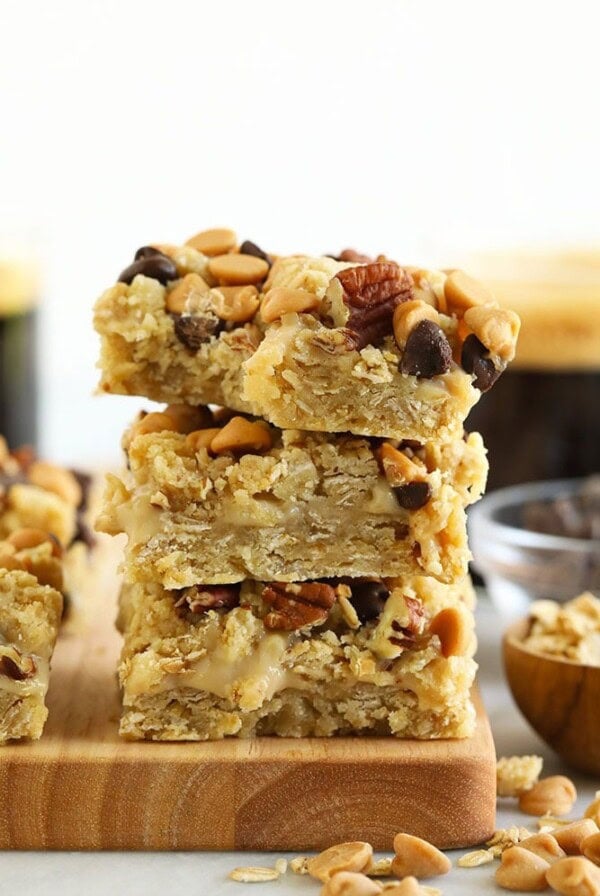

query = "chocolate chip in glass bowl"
[394,481,432,510]
[350,579,391,623]
[461,333,503,392]
[239,240,272,267]
[399,319,452,378]
[173,314,222,351]
[118,248,178,286]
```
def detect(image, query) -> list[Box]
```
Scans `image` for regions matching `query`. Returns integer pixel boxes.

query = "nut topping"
[263,581,337,630]
[174,584,240,617]
[336,248,374,264]
[173,313,222,350]
[118,247,177,285]
[389,595,427,648]
[335,262,413,350]
[399,319,452,378]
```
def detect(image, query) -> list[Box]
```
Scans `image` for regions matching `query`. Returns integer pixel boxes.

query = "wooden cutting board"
[0,559,496,851]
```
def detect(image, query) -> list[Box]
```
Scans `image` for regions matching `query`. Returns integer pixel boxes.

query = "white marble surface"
[3,598,599,895]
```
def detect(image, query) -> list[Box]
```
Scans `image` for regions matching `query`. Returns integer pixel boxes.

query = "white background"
[1,0,600,464]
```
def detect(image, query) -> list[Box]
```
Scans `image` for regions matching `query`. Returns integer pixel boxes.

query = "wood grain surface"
[0,566,497,851]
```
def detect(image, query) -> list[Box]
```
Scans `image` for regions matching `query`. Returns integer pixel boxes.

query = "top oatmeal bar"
[94,229,520,441]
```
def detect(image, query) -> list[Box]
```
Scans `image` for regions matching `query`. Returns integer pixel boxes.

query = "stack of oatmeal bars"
[94,229,520,740]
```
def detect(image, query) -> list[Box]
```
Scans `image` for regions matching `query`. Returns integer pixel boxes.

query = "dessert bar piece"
[97,406,488,587]
[0,532,64,742]
[94,229,520,440]
[118,574,477,740]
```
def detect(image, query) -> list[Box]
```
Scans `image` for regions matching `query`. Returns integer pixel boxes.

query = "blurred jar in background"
[0,236,38,448]
[463,250,600,491]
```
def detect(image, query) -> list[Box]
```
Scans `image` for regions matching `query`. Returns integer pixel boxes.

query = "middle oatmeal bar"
[94,229,520,441]
[96,405,487,588]
[118,575,477,740]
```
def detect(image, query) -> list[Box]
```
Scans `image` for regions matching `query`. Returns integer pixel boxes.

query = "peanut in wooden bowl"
[503,618,600,775]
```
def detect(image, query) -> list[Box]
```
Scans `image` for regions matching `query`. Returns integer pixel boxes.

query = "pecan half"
[336,262,413,349]
[335,248,374,264]
[172,313,222,350]
[0,648,36,681]
[389,595,427,647]
[173,584,240,618]
[262,581,336,630]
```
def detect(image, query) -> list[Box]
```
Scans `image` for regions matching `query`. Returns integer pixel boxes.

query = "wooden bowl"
[503,619,600,775]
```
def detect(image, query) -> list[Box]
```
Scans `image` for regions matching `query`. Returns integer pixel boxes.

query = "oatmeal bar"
[118,574,477,740]
[0,532,64,742]
[97,406,487,587]
[94,229,520,440]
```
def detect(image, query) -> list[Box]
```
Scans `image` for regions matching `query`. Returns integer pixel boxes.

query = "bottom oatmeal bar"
[0,533,64,742]
[118,575,477,740]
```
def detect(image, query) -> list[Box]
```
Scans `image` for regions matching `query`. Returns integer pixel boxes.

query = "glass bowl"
[469,479,600,617]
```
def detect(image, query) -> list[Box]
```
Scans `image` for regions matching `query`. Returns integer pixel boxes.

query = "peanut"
[210,285,259,323]
[209,417,272,456]
[392,833,451,879]
[320,871,382,896]
[582,832,600,866]
[128,412,179,443]
[463,305,520,363]
[27,461,82,507]
[495,846,550,891]
[165,272,210,314]
[307,842,373,883]
[519,776,577,817]
[519,832,566,863]
[444,269,496,313]
[162,404,212,434]
[377,443,426,487]
[184,428,222,453]
[7,528,62,557]
[546,856,600,895]
[185,227,237,257]
[207,253,269,285]
[554,820,600,855]
[261,286,321,323]
[429,606,471,658]
[392,300,439,348]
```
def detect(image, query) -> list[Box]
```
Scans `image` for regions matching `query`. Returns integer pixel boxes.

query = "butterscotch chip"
[7,528,62,557]
[208,253,269,285]
[429,606,471,657]
[320,871,383,896]
[261,286,320,323]
[519,776,577,817]
[463,305,520,363]
[307,841,374,883]
[209,417,272,455]
[377,443,426,487]
[495,846,550,891]
[391,833,451,879]
[184,428,221,453]
[554,819,600,855]
[185,228,237,257]
[546,856,600,895]
[211,285,260,323]
[165,273,210,314]
[393,300,439,349]
[444,269,496,313]
[27,461,82,507]
[519,832,566,863]
[582,832,600,866]
[585,793,600,826]
[129,412,179,441]
[163,404,211,434]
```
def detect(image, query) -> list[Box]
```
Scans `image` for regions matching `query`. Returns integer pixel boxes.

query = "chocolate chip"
[118,248,177,285]
[350,579,390,623]
[461,333,503,392]
[172,314,222,350]
[394,481,432,510]
[239,240,272,267]
[399,319,452,378]
[0,655,29,681]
